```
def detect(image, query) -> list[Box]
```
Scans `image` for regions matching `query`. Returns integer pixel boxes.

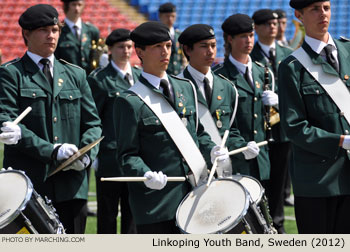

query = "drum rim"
[176,178,251,234]
[230,174,264,203]
[0,169,34,229]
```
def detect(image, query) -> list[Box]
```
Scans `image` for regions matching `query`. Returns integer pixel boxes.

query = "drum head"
[0,170,32,228]
[176,179,250,234]
[231,175,263,203]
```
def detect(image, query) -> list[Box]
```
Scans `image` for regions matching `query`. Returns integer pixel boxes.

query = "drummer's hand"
[56,143,78,161]
[63,154,90,172]
[242,141,260,160]
[342,135,350,150]
[143,171,167,190]
[0,121,21,145]
[210,145,229,164]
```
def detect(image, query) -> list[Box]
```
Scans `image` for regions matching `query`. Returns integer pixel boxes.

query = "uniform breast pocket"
[20,89,48,117]
[214,105,232,125]
[58,89,83,119]
[301,83,337,115]
[141,115,164,135]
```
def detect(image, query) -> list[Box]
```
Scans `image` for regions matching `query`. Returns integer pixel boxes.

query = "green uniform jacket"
[180,67,247,156]
[251,41,293,142]
[55,22,100,74]
[0,54,102,203]
[278,39,350,197]
[88,63,141,178]
[213,59,271,180]
[167,29,184,75]
[114,75,215,225]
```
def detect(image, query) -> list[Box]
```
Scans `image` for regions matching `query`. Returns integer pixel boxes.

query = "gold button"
[53,117,57,123]
[116,92,120,96]
[254,130,257,134]
[347,150,350,154]
[58,83,62,87]
[254,97,258,102]
[340,111,345,116]
[345,130,349,135]
[316,90,320,94]
[69,95,73,100]
[32,93,36,97]
[54,136,58,141]
[344,75,349,80]
[155,120,159,124]
[254,114,258,118]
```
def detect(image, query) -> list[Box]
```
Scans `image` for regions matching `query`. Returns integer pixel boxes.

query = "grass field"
[0,143,298,234]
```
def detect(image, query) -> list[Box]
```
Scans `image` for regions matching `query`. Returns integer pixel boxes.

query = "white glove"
[242,141,260,160]
[143,171,167,190]
[91,158,99,172]
[0,122,21,145]
[210,146,231,177]
[56,143,78,161]
[262,90,279,106]
[210,145,230,164]
[342,135,350,150]
[63,154,90,172]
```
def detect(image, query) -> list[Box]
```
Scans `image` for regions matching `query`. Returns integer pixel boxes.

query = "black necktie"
[244,67,253,88]
[73,25,80,40]
[203,77,212,107]
[40,58,53,86]
[124,73,131,86]
[160,79,174,105]
[269,47,277,74]
[324,44,339,73]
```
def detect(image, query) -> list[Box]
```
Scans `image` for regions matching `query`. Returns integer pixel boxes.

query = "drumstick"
[100,177,186,182]
[13,107,32,125]
[206,130,230,187]
[228,140,268,156]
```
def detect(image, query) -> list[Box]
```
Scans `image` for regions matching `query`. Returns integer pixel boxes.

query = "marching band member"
[88,28,141,234]
[158,2,186,75]
[0,4,102,233]
[114,21,229,233]
[177,23,260,178]
[213,14,271,184]
[55,0,100,74]
[279,0,350,233]
[251,8,293,234]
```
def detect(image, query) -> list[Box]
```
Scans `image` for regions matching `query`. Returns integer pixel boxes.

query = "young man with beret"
[158,2,185,75]
[55,0,100,74]
[213,14,271,186]
[278,0,350,233]
[114,21,229,233]
[87,28,141,234]
[251,8,293,234]
[0,4,102,234]
[178,24,261,177]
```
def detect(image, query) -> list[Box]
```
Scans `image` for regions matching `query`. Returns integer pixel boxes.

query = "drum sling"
[130,81,207,186]
[292,47,350,126]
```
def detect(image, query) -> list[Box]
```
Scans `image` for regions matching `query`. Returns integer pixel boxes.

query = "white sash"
[292,48,350,125]
[129,81,207,186]
[197,103,222,145]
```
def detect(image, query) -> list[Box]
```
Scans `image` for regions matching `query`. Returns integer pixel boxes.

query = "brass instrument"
[90,38,107,70]
[263,66,275,142]
[290,20,306,50]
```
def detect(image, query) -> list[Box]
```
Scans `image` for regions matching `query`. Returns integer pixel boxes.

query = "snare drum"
[0,169,65,234]
[176,179,264,234]
[231,174,276,233]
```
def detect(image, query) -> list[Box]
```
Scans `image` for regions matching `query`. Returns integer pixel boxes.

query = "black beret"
[19,4,59,30]
[252,9,279,25]
[290,0,329,9]
[275,9,287,19]
[106,29,131,46]
[158,2,176,13]
[178,24,215,45]
[222,14,254,36]
[131,21,171,46]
